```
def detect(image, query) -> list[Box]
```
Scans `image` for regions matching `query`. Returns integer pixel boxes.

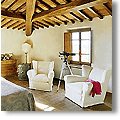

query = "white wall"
[1,16,112,92]
[1,28,26,64]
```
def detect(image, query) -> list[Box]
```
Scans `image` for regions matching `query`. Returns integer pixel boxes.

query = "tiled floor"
[4,75,112,111]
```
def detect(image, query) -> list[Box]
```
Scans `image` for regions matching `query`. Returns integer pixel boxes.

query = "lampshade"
[22,43,31,53]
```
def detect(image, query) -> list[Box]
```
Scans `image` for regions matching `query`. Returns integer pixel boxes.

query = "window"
[71,28,92,65]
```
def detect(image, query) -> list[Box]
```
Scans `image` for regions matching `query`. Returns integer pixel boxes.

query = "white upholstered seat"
[27,60,54,91]
[64,65,111,107]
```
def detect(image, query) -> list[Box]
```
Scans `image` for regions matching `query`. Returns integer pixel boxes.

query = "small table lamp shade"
[22,43,31,53]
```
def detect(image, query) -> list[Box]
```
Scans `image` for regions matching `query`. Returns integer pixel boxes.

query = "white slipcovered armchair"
[64,65,111,107]
[27,60,54,91]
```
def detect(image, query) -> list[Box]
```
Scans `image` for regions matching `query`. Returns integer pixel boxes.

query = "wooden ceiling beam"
[13,22,25,29]
[51,0,61,6]
[53,21,61,26]
[22,10,26,15]
[89,7,103,19]
[1,20,13,28]
[36,1,44,11]
[7,21,19,29]
[34,22,44,28]
[54,16,68,25]
[38,0,53,9]
[26,0,36,36]
[15,2,26,12]
[1,17,5,21]
[36,5,44,12]
[1,18,11,26]
[47,18,61,26]
[103,3,112,16]
[42,19,54,27]
[1,8,25,21]
[12,22,25,29]
[1,0,6,4]
[73,0,110,11]
[18,25,25,30]
[33,0,96,21]
[33,24,40,29]
[6,0,18,11]
[1,18,6,23]
[1,20,15,28]
[61,14,75,24]
[79,10,93,21]
[66,0,72,3]
[70,11,83,22]
[36,21,49,28]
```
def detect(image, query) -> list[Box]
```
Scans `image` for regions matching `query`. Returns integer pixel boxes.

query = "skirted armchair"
[64,65,111,107]
[27,60,54,91]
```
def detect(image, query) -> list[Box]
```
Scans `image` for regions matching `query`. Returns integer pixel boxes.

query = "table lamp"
[22,42,31,63]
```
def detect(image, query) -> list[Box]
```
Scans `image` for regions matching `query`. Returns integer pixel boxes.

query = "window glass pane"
[72,32,79,39]
[81,31,91,39]
[72,40,79,53]
[81,55,90,62]
[81,40,90,54]
[72,53,79,61]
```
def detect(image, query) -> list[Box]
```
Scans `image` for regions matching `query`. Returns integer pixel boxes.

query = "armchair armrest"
[82,82,93,92]
[64,75,87,83]
[27,69,37,80]
[48,71,54,81]
[80,82,93,99]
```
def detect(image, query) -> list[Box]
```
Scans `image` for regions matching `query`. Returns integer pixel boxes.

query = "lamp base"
[25,53,27,64]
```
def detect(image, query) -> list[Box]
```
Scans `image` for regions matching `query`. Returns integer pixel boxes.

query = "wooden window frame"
[68,28,92,66]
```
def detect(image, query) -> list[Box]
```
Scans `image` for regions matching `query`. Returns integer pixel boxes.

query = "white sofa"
[64,65,111,107]
[27,60,54,91]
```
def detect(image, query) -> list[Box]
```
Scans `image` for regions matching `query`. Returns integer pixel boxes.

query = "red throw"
[86,79,102,97]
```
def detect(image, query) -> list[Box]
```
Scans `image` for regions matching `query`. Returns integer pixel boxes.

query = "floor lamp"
[22,43,31,64]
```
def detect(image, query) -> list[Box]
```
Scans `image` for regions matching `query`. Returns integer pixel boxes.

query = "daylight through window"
[71,28,92,65]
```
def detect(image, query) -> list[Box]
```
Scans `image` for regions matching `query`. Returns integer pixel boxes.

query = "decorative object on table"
[1,53,13,61]
[22,42,31,63]
[17,63,31,81]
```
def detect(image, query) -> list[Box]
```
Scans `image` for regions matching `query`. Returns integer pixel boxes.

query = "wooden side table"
[1,59,17,77]
[17,63,31,80]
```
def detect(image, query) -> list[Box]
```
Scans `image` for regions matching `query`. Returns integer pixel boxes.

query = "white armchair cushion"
[32,60,54,75]
[37,61,50,74]
[66,82,93,93]
[32,74,49,83]
[82,65,93,78]
[64,75,87,83]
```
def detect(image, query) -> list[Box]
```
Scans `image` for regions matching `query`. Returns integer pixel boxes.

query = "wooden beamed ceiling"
[1,0,112,36]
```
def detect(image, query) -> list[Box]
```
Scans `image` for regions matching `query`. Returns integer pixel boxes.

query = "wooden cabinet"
[1,59,17,77]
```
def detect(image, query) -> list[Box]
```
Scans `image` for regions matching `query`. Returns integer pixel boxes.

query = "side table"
[17,63,31,80]
[1,59,17,77]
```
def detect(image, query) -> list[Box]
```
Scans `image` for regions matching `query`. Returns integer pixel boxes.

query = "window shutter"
[64,32,72,61]
[64,32,72,52]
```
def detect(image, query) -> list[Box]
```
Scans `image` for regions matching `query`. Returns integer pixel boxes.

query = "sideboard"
[1,59,17,77]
